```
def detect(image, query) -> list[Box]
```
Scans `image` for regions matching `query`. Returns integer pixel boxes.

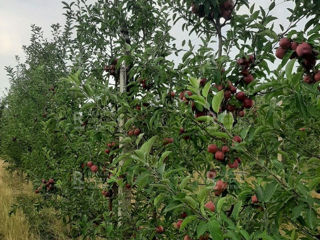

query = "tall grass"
[0,160,38,240]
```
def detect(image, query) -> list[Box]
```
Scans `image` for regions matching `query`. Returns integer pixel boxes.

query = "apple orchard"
[0,0,320,239]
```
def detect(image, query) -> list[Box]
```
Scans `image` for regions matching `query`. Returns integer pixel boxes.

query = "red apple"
[214,180,228,196]
[215,151,225,161]
[230,85,237,93]
[226,104,235,112]
[128,130,134,136]
[221,145,229,153]
[233,136,242,143]
[228,160,239,169]
[216,85,224,91]
[314,71,320,82]
[163,138,174,145]
[244,74,254,84]
[236,92,246,101]
[224,90,232,100]
[170,91,175,97]
[276,47,286,59]
[241,68,250,76]
[304,75,312,84]
[180,212,187,218]
[155,226,164,233]
[243,98,253,108]
[179,128,185,134]
[207,144,218,154]
[204,201,216,212]
[279,38,291,49]
[87,161,93,168]
[291,41,298,50]
[90,165,98,173]
[206,169,217,179]
[251,195,258,204]
[134,128,141,136]
[184,235,192,240]
[296,42,312,57]
[200,78,207,86]
[238,110,245,117]
[174,219,183,229]
[105,149,110,154]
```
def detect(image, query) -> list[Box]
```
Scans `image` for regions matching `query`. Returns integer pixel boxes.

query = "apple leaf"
[140,136,157,156]
[222,112,234,130]
[135,133,145,146]
[217,197,226,213]
[190,77,199,90]
[154,193,166,208]
[180,215,198,231]
[159,151,171,163]
[207,218,223,240]
[231,201,242,220]
[263,182,278,202]
[197,221,208,238]
[180,176,191,189]
[202,81,211,98]
[240,230,250,240]
[286,59,296,80]
[212,90,224,113]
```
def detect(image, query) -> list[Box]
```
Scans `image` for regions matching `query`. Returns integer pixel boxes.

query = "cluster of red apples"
[191,0,234,21]
[207,135,242,170]
[128,127,141,136]
[276,38,319,84]
[216,80,253,117]
[35,178,55,194]
[237,55,255,85]
[105,141,117,154]
[86,161,98,173]
[179,78,254,119]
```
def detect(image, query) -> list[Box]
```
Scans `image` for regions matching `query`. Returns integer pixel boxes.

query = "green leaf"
[180,215,198,231]
[154,193,166,208]
[159,151,171,163]
[183,196,198,210]
[197,187,211,203]
[83,84,93,97]
[180,176,191,189]
[217,197,226,213]
[164,203,184,213]
[240,230,250,240]
[264,182,278,202]
[202,81,211,98]
[212,90,224,113]
[190,77,199,90]
[206,129,230,139]
[269,1,275,10]
[222,112,234,130]
[231,201,242,220]
[285,59,296,80]
[197,221,208,238]
[207,218,223,240]
[140,136,158,156]
[135,133,145,146]
[82,102,95,110]
[306,208,317,229]
[196,116,212,122]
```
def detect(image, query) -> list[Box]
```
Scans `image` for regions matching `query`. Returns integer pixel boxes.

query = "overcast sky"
[0,0,303,98]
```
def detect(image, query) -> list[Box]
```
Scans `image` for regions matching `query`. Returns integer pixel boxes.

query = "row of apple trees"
[0,0,320,239]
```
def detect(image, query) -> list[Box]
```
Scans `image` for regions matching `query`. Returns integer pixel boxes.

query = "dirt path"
[0,160,38,240]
